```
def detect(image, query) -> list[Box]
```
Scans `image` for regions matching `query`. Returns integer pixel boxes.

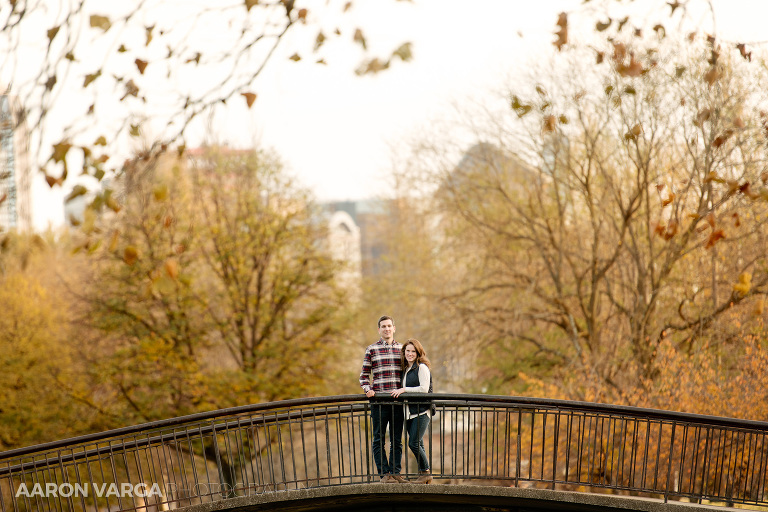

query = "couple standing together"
[359,315,433,484]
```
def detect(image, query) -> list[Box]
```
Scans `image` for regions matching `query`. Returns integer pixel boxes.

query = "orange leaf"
[124,246,139,265]
[705,229,725,249]
[662,192,675,207]
[241,92,257,108]
[164,258,179,279]
[135,59,148,74]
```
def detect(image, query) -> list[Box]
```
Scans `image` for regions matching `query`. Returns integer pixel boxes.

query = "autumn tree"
[0,232,94,448]
[189,148,352,404]
[407,4,768,402]
[72,147,353,427]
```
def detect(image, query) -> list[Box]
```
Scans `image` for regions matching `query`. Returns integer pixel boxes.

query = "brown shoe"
[380,474,396,483]
[391,473,407,483]
[414,470,433,484]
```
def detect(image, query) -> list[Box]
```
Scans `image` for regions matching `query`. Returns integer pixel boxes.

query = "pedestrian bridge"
[1,394,766,511]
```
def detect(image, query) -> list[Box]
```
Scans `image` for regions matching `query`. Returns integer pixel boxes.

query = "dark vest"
[404,362,432,416]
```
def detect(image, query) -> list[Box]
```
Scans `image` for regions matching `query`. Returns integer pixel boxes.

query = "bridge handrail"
[2,393,768,512]
[3,393,767,461]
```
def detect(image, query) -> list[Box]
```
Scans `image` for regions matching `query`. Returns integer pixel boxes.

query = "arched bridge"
[1,395,767,511]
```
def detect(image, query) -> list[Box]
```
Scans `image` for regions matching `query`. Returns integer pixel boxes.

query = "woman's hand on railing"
[390,388,406,398]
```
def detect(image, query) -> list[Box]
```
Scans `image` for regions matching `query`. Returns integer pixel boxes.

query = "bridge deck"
[176,484,735,512]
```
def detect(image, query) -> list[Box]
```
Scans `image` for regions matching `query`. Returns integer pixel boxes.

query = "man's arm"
[359,347,374,396]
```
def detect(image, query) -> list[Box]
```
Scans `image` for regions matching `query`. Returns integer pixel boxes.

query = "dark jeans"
[406,413,430,472]
[370,402,403,476]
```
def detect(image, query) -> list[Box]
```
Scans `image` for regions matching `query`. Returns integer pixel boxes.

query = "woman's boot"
[415,470,433,484]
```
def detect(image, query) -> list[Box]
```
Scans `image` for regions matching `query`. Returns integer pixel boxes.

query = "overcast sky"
[24,0,768,230]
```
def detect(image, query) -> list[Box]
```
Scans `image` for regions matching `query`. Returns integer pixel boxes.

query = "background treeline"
[4,0,768,451]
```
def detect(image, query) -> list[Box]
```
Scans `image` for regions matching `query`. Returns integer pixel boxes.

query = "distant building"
[321,199,391,277]
[0,92,32,232]
[325,210,362,290]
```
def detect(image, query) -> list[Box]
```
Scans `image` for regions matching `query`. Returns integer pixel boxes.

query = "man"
[359,315,405,483]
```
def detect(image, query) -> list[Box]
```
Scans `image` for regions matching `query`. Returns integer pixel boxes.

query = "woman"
[391,338,433,484]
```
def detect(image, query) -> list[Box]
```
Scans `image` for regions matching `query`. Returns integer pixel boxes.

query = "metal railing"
[2,394,768,511]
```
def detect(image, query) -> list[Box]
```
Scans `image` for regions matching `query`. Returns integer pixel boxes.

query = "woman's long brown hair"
[401,338,431,371]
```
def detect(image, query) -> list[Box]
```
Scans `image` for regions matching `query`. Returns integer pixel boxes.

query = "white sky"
[22,0,768,230]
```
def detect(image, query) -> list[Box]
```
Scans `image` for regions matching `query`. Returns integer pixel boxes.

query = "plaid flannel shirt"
[359,338,402,393]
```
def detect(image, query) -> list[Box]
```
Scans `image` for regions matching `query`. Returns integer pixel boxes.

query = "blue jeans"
[371,402,403,475]
[406,413,430,472]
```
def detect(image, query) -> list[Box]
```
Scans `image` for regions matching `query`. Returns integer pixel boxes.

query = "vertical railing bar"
[601,415,609,487]
[699,427,712,502]
[231,417,248,494]
[690,425,702,501]
[262,413,277,490]
[245,416,260,493]
[147,434,166,507]
[586,415,596,487]
[755,432,768,505]
[528,410,535,481]
[197,423,214,499]
[172,429,193,504]
[348,404,358,482]
[642,419,652,490]
[576,414,585,486]
[452,407,458,478]
[106,440,125,512]
[404,401,410,478]
[273,412,287,490]
[18,466,32,512]
[3,463,20,512]
[652,421,663,492]
[503,408,510,479]
[743,431,756,503]
[81,444,100,512]
[551,410,560,489]
[628,418,638,489]
[335,405,345,484]
[38,452,58,512]
[182,428,201,503]
[58,448,75,512]
[324,406,332,483]
[221,419,237,494]
[70,447,89,512]
[664,421,677,503]
[492,407,498,478]
[514,407,521,487]
[251,417,265,492]
[312,407,321,485]
[540,410,547,482]
[286,412,298,489]
[299,409,309,487]
[678,423,689,496]
[618,415,628,489]
[716,429,729,500]
[121,436,140,512]
[132,441,146,507]
[362,403,371,482]
[437,404,444,480]
[564,411,573,483]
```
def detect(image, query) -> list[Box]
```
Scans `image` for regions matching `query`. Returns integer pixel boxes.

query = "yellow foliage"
[733,272,751,295]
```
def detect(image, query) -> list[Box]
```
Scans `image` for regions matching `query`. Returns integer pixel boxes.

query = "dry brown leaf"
[135,59,148,74]
[553,12,568,51]
[241,92,257,108]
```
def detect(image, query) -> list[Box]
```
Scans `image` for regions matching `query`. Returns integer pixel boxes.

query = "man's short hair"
[378,315,394,328]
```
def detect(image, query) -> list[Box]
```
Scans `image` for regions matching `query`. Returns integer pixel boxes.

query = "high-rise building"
[0,92,32,232]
